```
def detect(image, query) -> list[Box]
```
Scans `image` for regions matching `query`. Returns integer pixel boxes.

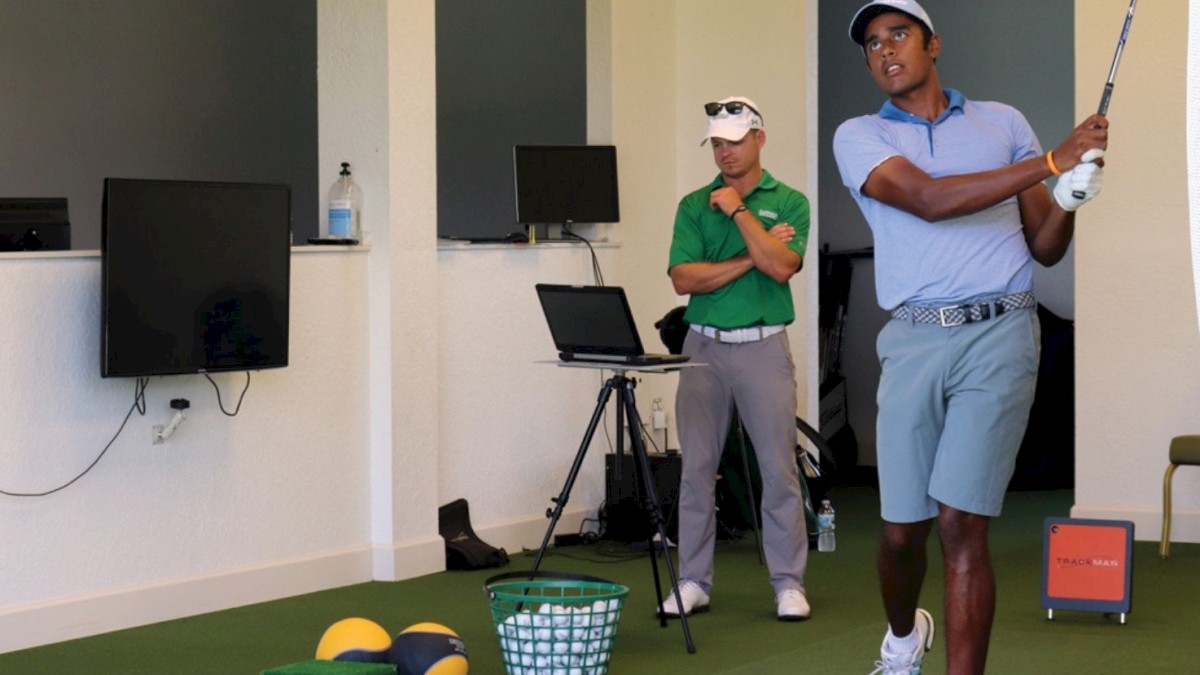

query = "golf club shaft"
[1097,0,1137,116]
[1074,0,1137,198]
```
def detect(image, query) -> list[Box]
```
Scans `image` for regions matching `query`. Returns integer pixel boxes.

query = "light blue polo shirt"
[832,89,1043,310]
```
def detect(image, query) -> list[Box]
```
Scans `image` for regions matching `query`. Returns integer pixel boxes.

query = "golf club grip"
[1071,84,1117,199]
[1098,83,1115,117]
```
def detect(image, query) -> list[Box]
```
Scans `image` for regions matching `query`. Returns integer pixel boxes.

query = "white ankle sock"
[884,625,921,655]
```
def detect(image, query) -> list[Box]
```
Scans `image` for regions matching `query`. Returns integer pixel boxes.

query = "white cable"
[155,410,185,443]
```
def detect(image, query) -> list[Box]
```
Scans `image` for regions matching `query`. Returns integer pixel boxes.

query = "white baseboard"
[1069,504,1200,544]
[0,541,432,654]
[372,535,447,581]
[477,506,596,557]
[0,512,593,654]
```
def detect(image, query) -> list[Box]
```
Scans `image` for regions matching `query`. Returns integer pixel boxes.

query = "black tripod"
[530,369,697,654]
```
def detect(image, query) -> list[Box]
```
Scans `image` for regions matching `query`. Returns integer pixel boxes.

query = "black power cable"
[0,377,149,497]
[559,227,605,286]
[204,371,251,417]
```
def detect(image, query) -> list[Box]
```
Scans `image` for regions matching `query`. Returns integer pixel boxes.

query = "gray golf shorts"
[875,307,1040,522]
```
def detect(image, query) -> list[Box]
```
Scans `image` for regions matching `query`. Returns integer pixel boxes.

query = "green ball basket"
[485,570,629,675]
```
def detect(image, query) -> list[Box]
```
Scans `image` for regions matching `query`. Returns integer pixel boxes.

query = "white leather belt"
[690,323,785,344]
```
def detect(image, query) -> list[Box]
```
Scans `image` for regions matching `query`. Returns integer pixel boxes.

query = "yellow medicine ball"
[315,617,392,662]
[386,622,469,675]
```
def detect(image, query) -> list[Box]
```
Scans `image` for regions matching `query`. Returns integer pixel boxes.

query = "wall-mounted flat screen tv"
[101,178,291,378]
[513,145,620,225]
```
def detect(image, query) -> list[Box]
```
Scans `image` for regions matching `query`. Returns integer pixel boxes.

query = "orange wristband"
[1045,150,1063,176]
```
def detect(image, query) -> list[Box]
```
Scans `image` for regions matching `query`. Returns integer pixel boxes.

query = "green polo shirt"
[667,170,810,329]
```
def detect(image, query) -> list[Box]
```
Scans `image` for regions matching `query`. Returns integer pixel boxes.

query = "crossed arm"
[670,187,803,295]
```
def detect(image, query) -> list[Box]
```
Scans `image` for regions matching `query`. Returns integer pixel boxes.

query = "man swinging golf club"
[833,1,1109,673]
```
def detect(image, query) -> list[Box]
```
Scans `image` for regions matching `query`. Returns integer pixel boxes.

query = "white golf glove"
[1052,149,1105,212]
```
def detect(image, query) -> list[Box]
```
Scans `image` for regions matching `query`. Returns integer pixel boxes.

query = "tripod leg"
[620,377,696,654]
[625,432,668,628]
[734,412,766,566]
[530,376,618,574]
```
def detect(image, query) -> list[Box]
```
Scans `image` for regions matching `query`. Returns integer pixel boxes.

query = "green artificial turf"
[2,488,1197,673]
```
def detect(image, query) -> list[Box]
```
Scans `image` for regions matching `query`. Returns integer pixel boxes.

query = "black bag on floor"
[438,498,510,570]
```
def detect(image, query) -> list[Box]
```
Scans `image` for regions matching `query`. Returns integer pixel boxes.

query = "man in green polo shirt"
[662,96,812,622]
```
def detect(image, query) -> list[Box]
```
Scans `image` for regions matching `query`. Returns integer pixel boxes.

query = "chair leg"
[1162,463,1178,558]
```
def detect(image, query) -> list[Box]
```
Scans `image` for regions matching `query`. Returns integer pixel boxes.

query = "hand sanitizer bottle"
[328,162,363,242]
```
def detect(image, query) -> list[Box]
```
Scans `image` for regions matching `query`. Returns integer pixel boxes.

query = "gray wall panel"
[436,0,587,240]
[0,0,318,249]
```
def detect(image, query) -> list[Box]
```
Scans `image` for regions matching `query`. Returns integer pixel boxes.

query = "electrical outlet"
[652,410,668,430]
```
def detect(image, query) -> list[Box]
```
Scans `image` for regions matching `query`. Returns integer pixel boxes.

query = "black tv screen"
[513,145,620,225]
[101,178,291,378]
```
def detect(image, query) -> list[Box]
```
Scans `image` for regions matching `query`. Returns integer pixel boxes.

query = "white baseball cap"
[700,96,765,146]
[848,0,935,47]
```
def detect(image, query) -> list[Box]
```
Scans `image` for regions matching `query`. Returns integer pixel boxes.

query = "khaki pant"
[675,329,808,595]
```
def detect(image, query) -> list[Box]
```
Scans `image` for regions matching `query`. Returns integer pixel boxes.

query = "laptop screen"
[535,284,643,356]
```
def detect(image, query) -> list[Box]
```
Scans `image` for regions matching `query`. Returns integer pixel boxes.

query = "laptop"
[535,284,690,366]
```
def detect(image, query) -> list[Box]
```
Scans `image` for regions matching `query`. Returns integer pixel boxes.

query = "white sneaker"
[658,579,710,617]
[870,608,935,674]
[776,588,811,621]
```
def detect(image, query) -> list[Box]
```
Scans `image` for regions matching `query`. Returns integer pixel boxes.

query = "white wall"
[1193,1,1200,331]
[376,0,443,576]
[0,0,817,653]
[0,0,429,653]
[435,0,819,544]
[1072,0,1200,541]
[672,0,817,427]
[436,243,620,542]
[3,0,1190,656]
[599,0,818,441]
[0,249,374,651]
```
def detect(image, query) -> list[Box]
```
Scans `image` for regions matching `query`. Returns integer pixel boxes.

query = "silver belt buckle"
[938,305,964,327]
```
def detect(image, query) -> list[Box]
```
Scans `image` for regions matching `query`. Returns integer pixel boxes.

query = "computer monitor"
[513,145,620,227]
[100,178,291,378]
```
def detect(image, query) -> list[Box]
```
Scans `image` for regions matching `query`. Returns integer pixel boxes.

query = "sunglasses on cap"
[704,101,763,120]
